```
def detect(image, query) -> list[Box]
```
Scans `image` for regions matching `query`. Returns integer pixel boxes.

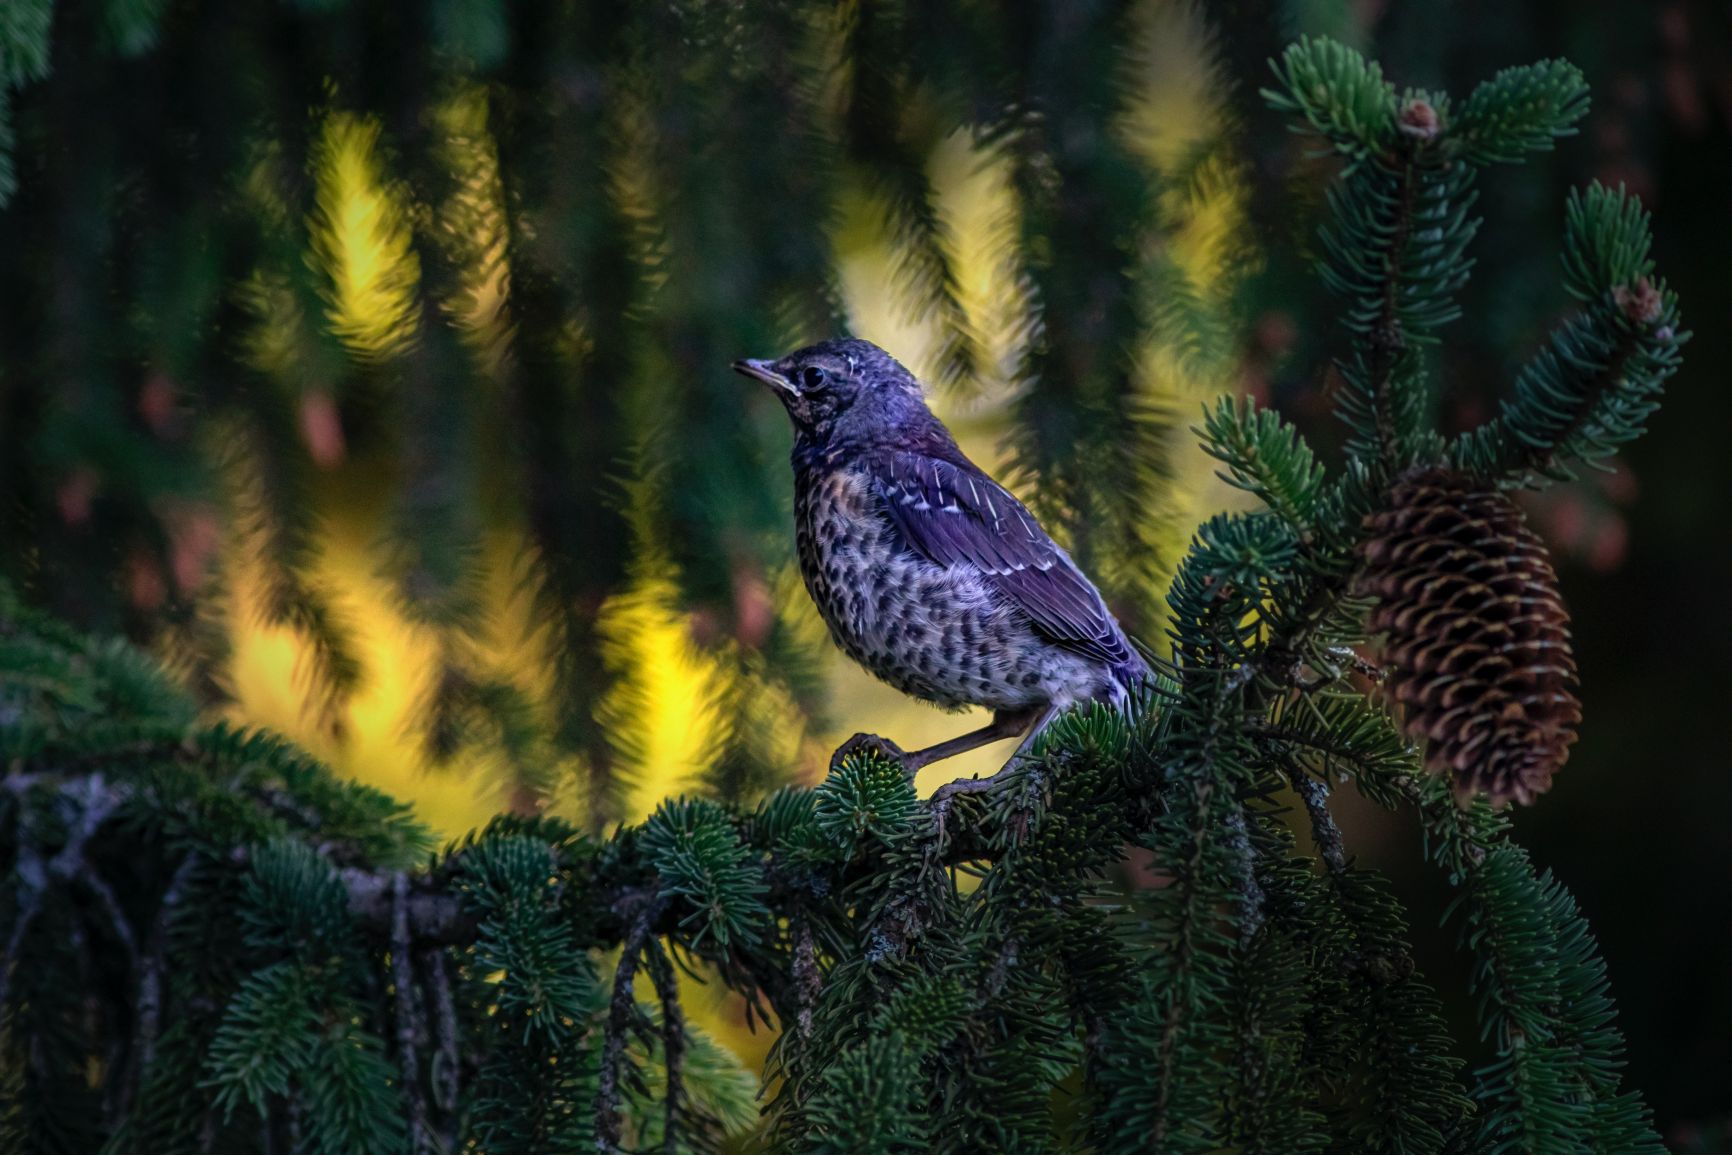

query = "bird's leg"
[828,706,1041,780]
[903,705,1043,772]
[929,704,1061,807]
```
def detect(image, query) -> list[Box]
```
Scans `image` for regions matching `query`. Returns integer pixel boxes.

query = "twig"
[391,873,431,1154]
[1,773,120,1012]
[1221,807,1266,946]
[421,945,461,1153]
[124,849,200,1123]
[0,832,44,1016]
[644,938,685,1155]
[1364,141,1426,468]
[595,896,662,1153]
[791,919,820,1042]
[76,860,138,967]
[1296,776,1347,876]
[340,867,476,944]
[136,853,198,1073]
[1250,720,1396,786]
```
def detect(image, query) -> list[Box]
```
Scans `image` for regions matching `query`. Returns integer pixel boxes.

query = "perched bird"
[733,338,1147,795]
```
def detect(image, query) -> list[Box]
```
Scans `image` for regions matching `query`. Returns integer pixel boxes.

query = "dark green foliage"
[459,834,598,1035]
[1412,772,1665,1154]
[800,1034,928,1155]
[1451,184,1685,482]
[999,0,1187,632]
[1264,36,1400,163]
[1201,396,1328,529]
[642,798,771,951]
[1454,60,1590,166]
[811,752,920,850]
[0,32,1679,1155]
[0,1,52,92]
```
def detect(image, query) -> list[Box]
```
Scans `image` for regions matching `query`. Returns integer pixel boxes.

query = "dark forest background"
[0,0,1727,1139]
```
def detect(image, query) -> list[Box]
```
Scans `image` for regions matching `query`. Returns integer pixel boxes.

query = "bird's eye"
[800,366,827,390]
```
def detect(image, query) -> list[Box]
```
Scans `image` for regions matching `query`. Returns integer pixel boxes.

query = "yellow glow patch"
[221,492,511,841]
[596,571,728,822]
[1119,0,1230,171]
[433,85,515,378]
[308,111,422,362]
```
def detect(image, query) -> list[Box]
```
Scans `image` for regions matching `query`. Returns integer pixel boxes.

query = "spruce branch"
[1319,141,1475,467]
[791,918,820,1043]
[390,873,432,1155]
[1406,776,1660,1151]
[595,900,661,1154]
[1137,764,1235,1153]
[1454,59,1590,166]
[133,852,199,1091]
[420,945,461,1151]
[1262,37,1397,165]
[644,938,685,1155]
[1268,38,1485,469]
[0,772,123,1013]
[1221,807,1266,946]
[342,868,477,946]
[1450,184,1684,482]
[1295,775,1346,876]
[1199,397,1327,531]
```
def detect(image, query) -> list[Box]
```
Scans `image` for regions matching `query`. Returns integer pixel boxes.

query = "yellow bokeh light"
[308,111,423,362]
[433,85,515,379]
[596,569,730,821]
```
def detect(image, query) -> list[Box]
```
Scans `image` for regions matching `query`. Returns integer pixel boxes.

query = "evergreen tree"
[1,34,1685,1152]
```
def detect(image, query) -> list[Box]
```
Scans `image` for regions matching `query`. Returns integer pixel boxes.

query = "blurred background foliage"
[0,0,1728,1137]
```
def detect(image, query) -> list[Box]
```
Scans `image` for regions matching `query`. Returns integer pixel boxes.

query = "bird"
[733,338,1147,799]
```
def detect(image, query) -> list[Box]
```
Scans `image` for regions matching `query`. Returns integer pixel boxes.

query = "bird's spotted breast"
[794,465,1113,711]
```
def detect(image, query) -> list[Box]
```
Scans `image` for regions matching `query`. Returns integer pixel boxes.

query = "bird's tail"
[1106,633,1157,707]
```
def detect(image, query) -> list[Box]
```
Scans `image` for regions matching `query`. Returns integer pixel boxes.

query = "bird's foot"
[927,753,1046,841]
[928,773,1004,845]
[928,768,1012,809]
[829,732,910,777]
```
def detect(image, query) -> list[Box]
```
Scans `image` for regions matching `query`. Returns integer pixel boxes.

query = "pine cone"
[1357,469,1581,806]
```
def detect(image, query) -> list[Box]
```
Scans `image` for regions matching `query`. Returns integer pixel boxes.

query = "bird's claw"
[927,774,1000,845]
[927,752,1047,841]
[928,774,998,808]
[830,732,909,776]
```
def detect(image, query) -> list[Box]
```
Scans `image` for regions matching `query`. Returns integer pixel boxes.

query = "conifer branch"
[390,873,432,1155]
[791,918,820,1043]
[419,945,460,1150]
[1365,149,1421,465]
[595,898,662,1154]
[1148,774,1218,1152]
[0,773,121,1012]
[134,852,198,1088]
[644,938,685,1155]
[1295,776,1346,875]
[1222,807,1265,945]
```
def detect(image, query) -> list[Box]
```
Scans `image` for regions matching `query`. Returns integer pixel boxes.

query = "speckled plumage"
[794,463,1121,712]
[735,338,1146,770]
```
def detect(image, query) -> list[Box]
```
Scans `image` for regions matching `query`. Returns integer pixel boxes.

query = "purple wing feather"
[869,450,1143,675]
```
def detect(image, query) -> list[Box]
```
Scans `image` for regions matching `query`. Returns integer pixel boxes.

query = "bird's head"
[732,338,932,449]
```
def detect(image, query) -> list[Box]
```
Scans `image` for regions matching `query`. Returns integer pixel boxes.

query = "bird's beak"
[732,358,796,397]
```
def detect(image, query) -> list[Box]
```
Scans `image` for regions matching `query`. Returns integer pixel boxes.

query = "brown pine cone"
[1357,469,1581,806]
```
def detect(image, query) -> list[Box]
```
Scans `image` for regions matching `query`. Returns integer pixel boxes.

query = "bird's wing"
[869,450,1140,673]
